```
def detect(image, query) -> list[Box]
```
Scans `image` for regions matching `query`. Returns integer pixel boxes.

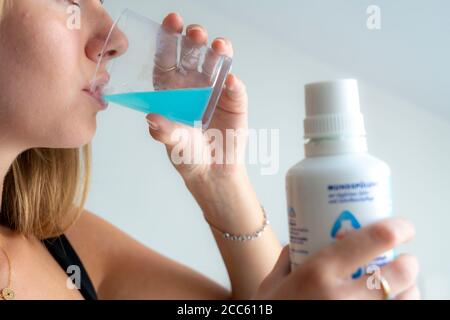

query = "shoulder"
[66,210,163,295]
[64,210,129,293]
[65,210,159,283]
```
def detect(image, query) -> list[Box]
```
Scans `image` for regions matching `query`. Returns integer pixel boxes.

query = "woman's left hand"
[146,13,249,185]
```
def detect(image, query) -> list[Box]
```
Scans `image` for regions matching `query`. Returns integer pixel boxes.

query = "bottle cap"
[304,79,366,139]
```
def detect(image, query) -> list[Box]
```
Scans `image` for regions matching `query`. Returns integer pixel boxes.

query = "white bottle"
[286,79,394,278]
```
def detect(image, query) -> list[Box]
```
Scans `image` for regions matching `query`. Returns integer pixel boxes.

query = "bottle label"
[287,177,394,279]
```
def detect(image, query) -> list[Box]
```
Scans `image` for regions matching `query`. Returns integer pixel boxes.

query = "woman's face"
[0,0,127,150]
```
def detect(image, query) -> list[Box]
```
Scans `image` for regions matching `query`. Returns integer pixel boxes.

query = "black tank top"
[43,234,98,300]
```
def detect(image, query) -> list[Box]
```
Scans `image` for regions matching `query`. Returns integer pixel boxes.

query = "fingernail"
[187,26,202,35]
[215,38,226,46]
[226,73,236,91]
[147,119,159,131]
[188,26,202,32]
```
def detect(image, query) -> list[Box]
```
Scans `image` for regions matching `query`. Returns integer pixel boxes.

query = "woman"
[0,0,419,300]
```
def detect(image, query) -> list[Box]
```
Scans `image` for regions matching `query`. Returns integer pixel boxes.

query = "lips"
[83,73,110,110]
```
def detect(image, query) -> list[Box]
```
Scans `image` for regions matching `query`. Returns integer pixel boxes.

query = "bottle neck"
[304,136,368,157]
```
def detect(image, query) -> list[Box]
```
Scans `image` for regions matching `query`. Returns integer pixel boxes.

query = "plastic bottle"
[286,79,394,278]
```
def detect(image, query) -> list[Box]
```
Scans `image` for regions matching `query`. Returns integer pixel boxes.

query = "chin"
[48,119,98,149]
[71,124,97,148]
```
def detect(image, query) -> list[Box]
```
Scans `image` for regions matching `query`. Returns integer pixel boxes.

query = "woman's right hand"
[255,218,420,300]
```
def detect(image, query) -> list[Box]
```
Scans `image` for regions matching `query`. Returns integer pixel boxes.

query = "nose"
[86,15,129,65]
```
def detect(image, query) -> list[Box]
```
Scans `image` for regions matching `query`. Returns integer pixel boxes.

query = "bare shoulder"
[65,211,155,292]
[64,211,119,292]
[65,210,229,299]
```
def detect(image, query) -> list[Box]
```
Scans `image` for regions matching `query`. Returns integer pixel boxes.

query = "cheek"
[0,8,96,148]
[20,17,81,109]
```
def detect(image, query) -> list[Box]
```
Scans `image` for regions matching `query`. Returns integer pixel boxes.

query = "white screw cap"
[304,79,366,139]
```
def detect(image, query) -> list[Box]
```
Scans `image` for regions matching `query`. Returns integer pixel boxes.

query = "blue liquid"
[105,87,213,127]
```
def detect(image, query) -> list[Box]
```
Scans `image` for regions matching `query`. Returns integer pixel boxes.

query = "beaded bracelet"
[204,206,270,242]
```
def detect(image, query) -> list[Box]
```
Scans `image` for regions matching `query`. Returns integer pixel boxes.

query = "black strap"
[43,234,98,300]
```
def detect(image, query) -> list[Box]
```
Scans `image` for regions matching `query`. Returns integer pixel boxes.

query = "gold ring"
[380,276,393,300]
[154,62,178,73]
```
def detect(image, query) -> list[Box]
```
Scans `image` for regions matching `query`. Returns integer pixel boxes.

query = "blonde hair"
[0,0,92,240]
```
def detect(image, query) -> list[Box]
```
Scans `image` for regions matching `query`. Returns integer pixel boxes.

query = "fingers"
[146,113,206,157]
[146,113,189,148]
[155,13,183,71]
[156,13,233,80]
[320,218,415,277]
[217,73,248,114]
[211,37,234,57]
[185,24,208,44]
[180,24,208,71]
[396,285,421,300]
[202,38,234,78]
[349,254,419,300]
[162,12,184,33]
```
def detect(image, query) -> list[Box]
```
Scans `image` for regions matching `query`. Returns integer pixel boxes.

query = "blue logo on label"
[330,210,364,279]
[330,211,361,238]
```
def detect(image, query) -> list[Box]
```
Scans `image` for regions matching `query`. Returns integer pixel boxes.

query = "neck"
[304,136,368,157]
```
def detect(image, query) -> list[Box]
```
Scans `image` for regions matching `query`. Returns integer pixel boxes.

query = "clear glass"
[91,9,233,129]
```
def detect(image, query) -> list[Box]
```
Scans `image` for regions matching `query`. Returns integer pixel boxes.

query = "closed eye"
[69,0,104,8]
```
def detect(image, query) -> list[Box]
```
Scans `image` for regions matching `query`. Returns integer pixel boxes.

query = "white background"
[87,0,450,299]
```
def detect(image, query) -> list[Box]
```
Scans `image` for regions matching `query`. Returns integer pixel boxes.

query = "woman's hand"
[144,16,283,300]
[255,218,420,300]
[146,13,248,185]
